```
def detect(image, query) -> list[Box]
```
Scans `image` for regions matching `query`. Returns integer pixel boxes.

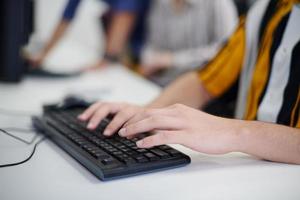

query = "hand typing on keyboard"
[78,102,145,137]
[78,102,237,155]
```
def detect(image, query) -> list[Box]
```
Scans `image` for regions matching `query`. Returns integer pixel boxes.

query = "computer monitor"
[0,0,34,82]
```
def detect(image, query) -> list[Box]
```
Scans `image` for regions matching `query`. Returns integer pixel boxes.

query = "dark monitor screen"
[0,0,34,82]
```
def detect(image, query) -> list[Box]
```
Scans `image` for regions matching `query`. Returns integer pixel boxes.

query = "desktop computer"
[0,0,34,82]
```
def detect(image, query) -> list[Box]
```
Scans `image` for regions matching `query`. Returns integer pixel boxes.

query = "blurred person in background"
[25,0,150,70]
[140,0,238,86]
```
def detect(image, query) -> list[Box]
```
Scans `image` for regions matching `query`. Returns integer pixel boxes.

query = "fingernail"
[87,122,94,129]
[78,114,87,120]
[118,128,126,136]
[136,140,143,147]
[103,129,110,136]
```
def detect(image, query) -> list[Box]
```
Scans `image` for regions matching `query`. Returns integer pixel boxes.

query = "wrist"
[103,53,121,63]
[39,49,49,59]
[226,119,251,153]
[220,118,247,153]
[146,100,165,109]
[162,52,173,68]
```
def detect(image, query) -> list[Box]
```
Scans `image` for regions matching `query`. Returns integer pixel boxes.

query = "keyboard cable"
[0,108,46,168]
[0,128,46,168]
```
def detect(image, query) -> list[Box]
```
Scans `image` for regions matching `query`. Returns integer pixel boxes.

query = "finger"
[103,107,138,136]
[125,131,156,141]
[78,102,103,121]
[136,130,182,148]
[123,109,154,127]
[124,108,174,127]
[119,115,183,137]
[86,105,111,130]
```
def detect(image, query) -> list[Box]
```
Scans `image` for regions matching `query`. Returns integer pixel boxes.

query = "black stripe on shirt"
[258,0,278,45]
[257,13,290,108]
[277,40,300,126]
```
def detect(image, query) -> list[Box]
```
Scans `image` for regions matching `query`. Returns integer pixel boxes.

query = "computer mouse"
[57,95,93,109]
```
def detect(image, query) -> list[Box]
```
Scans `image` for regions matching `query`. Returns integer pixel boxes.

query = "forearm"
[141,45,156,65]
[105,12,136,56]
[41,20,70,57]
[148,72,212,109]
[230,119,300,164]
[171,43,222,70]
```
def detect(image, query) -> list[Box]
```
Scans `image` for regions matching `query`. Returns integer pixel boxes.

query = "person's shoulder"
[102,0,149,9]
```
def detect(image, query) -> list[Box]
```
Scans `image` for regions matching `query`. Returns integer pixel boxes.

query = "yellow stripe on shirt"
[244,1,294,120]
[198,17,246,97]
[296,115,300,128]
[291,88,300,127]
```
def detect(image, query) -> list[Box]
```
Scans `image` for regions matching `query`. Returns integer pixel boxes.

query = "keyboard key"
[166,149,181,156]
[77,140,90,146]
[123,158,136,165]
[158,145,171,150]
[112,151,123,156]
[150,149,171,159]
[131,146,139,150]
[101,158,117,165]
[94,154,110,160]
[126,150,138,155]
[137,149,148,153]
[131,138,139,142]
[133,155,148,163]
[144,153,159,161]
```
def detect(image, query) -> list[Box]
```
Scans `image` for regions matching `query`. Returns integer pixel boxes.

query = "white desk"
[0,67,299,200]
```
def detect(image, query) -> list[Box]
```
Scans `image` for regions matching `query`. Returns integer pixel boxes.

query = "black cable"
[0,128,46,168]
[0,136,46,168]
[0,108,46,167]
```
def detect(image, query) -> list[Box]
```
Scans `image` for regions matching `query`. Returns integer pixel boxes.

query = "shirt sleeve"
[171,42,224,70]
[198,17,246,97]
[62,0,81,21]
[103,0,149,12]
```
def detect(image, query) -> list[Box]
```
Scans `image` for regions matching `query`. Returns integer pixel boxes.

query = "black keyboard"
[33,106,190,181]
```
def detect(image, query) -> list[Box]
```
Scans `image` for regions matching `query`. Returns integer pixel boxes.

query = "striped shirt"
[198,0,300,128]
[142,0,238,70]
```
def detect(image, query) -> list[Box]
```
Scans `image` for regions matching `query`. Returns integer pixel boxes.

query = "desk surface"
[0,67,299,200]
